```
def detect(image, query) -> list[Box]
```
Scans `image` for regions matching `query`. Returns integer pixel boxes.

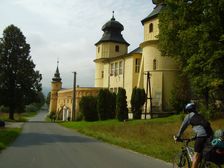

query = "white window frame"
[135,58,141,73]
[119,61,123,75]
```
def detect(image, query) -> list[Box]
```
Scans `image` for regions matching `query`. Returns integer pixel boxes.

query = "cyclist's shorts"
[195,137,207,153]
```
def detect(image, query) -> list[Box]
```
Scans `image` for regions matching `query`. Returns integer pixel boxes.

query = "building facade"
[49,65,101,120]
[49,1,179,120]
[94,2,178,114]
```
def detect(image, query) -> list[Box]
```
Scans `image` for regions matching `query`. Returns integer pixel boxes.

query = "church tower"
[141,1,178,111]
[94,12,129,87]
[49,62,62,113]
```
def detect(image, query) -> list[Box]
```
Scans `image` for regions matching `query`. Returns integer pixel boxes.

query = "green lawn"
[0,128,21,150]
[60,115,224,162]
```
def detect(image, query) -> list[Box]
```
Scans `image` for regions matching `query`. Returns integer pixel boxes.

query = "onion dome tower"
[95,11,129,46]
[49,61,62,113]
[94,12,129,87]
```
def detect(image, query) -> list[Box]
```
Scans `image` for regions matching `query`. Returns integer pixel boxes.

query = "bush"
[116,88,128,121]
[0,105,9,113]
[25,103,39,113]
[79,96,98,121]
[109,92,116,119]
[131,87,146,119]
[97,89,116,120]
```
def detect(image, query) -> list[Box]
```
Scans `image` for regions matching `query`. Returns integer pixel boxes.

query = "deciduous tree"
[159,0,224,113]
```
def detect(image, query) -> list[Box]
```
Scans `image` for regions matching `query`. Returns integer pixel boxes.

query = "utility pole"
[144,71,152,119]
[72,72,77,121]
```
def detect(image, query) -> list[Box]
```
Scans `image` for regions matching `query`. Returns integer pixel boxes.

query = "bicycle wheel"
[173,152,191,168]
[199,160,222,168]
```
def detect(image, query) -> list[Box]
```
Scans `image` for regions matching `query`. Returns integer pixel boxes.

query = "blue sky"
[0,0,154,93]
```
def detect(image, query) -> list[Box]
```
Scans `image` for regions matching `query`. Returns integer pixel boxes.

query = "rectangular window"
[119,61,123,75]
[101,71,104,78]
[110,63,115,76]
[135,58,141,73]
[115,62,118,76]
[98,46,100,53]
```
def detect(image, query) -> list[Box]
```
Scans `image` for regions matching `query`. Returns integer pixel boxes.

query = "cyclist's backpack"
[213,129,224,140]
[204,129,224,165]
[189,113,213,136]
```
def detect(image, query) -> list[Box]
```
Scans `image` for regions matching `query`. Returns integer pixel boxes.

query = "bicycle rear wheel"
[199,160,222,168]
[173,152,191,168]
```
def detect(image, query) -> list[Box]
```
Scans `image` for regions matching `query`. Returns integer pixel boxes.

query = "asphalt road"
[0,108,172,168]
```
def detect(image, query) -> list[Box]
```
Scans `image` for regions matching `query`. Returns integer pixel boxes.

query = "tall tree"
[159,0,224,111]
[0,25,42,119]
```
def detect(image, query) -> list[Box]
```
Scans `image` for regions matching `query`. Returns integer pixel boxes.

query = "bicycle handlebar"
[173,136,196,143]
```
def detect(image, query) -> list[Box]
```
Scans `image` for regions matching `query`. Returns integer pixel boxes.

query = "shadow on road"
[12,120,98,148]
[12,132,98,148]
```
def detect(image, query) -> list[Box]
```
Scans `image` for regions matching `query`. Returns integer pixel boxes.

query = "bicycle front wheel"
[173,152,191,168]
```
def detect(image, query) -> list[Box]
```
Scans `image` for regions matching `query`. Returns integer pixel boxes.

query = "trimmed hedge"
[79,96,98,121]
[131,87,146,119]
[116,88,128,121]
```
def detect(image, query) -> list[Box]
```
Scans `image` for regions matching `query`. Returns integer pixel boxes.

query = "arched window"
[149,23,153,33]
[153,59,157,70]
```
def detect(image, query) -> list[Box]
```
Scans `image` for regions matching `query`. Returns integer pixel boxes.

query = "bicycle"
[173,137,223,168]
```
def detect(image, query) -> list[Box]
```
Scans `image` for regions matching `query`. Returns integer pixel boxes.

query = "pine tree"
[0,25,42,119]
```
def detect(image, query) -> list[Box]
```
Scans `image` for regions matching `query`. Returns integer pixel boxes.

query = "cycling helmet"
[184,103,196,113]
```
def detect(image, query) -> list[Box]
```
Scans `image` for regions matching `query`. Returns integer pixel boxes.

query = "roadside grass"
[0,128,21,151]
[60,114,224,162]
[0,111,38,151]
[0,112,37,122]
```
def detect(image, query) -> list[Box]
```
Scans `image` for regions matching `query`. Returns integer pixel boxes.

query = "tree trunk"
[9,107,15,120]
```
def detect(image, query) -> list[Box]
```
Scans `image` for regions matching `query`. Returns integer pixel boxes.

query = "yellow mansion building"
[49,1,178,120]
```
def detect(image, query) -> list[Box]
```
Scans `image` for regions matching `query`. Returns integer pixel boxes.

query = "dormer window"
[115,45,119,52]
[149,23,153,33]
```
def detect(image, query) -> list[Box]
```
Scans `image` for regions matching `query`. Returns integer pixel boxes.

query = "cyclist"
[174,103,213,168]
